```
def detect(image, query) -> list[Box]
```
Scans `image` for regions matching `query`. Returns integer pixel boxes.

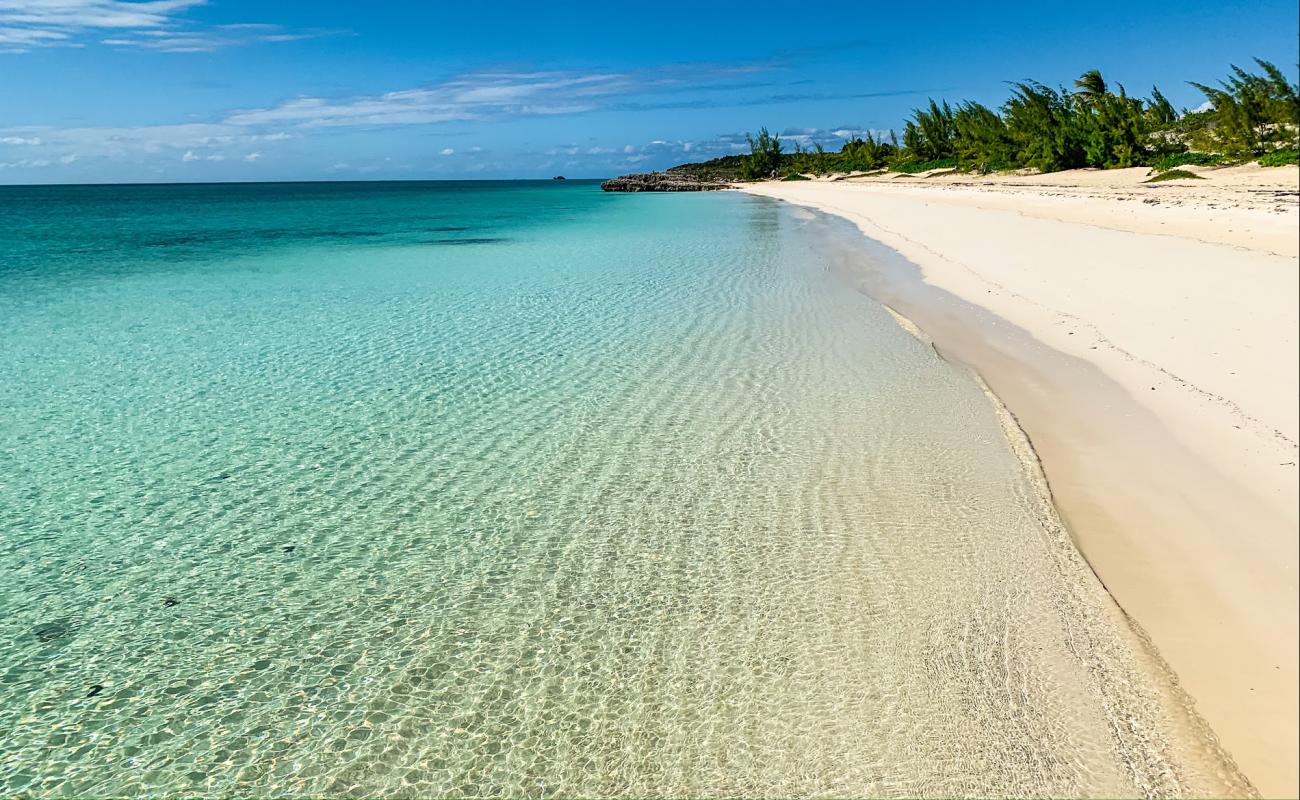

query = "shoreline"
[741,166,1299,797]
[877,298,1256,797]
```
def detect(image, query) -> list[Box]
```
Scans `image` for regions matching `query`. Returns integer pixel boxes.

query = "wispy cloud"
[181,149,224,161]
[0,157,51,168]
[220,61,804,129]
[0,0,327,52]
[0,121,286,168]
[99,22,329,52]
[1,41,917,179]
[0,0,204,29]
[222,71,647,128]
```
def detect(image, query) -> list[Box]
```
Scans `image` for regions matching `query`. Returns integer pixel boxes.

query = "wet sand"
[741,166,1299,797]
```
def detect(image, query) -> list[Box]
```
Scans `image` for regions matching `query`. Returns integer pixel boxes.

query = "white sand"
[741,165,1299,797]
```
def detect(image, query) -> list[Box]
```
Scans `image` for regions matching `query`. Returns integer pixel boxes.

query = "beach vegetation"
[744,128,783,179]
[1257,147,1299,166]
[1143,168,1204,182]
[714,59,1296,181]
[1149,151,1226,172]
[951,102,1017,172]
[1146,87,1179,127]
[837,133,897,172]
[773,134,899,177]
[1187,60,1300,156]
[894,72,1169,172]
[892,157,958,173]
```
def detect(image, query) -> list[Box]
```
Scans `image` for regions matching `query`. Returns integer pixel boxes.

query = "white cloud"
[0,0,326,52]
[0,0,206,30]
[180,149,224,162]
[0,25,67,47]
[180,149,223,161]
[1,57,787,177]
[2,121,294,166]
[1,0,202,50]
[99,26,321,52]
[0,157,50,168]
[439,148,454,156]
[219,66,766,129]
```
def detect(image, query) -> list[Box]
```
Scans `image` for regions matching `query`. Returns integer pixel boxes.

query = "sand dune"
[741,165,1299,798]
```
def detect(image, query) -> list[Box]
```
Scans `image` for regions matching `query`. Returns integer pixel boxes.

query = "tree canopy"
[726,59,1298,179]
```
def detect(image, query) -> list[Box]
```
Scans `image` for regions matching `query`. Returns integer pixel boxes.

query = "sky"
[2,0,1298,184]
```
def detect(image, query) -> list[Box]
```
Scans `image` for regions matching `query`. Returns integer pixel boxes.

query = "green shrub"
[1150,151,1224,171]
[1188,60,1300,156]
[952,101,1016,173]
[837,133,897,172]
[743,128,783,180]
[1144,169,1205,182]
[892,158,958,174]
[1258,148,1299,166]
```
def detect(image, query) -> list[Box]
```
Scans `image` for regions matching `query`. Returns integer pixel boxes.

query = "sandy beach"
[741,165,1300,798]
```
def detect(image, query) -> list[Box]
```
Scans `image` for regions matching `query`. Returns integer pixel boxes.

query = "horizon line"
[0,176,613,189]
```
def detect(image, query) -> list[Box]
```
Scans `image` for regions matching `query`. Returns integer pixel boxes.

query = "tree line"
[735,59,1298,179]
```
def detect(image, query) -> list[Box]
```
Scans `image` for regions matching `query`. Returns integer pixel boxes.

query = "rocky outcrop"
[600,171,730,192]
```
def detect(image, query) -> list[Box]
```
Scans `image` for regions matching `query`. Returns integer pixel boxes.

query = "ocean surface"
[0,181,1242,797]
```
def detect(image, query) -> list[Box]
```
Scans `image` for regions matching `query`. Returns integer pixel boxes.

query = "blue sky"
[2,0,1297,183]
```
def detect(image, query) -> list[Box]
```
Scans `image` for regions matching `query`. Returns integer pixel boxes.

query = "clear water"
[0,182,1243,797]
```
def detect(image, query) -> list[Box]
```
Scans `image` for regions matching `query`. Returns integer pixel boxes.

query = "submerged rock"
[33,623,69,643]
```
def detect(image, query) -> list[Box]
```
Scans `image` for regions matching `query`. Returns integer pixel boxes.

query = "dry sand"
[741,164,1299,798]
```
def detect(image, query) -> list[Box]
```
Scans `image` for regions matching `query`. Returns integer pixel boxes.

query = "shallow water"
[0,181,1242,796]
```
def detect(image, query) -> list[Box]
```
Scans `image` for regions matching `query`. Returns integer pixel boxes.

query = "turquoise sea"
[0,181,1240,796]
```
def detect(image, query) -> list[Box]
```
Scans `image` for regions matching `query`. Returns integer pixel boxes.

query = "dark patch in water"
[86,684,104,698]
[162,596,180,608]
[143,228,387,248]
[33,622,69,643]
[283,545,296,554]
[424,237,508,246]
